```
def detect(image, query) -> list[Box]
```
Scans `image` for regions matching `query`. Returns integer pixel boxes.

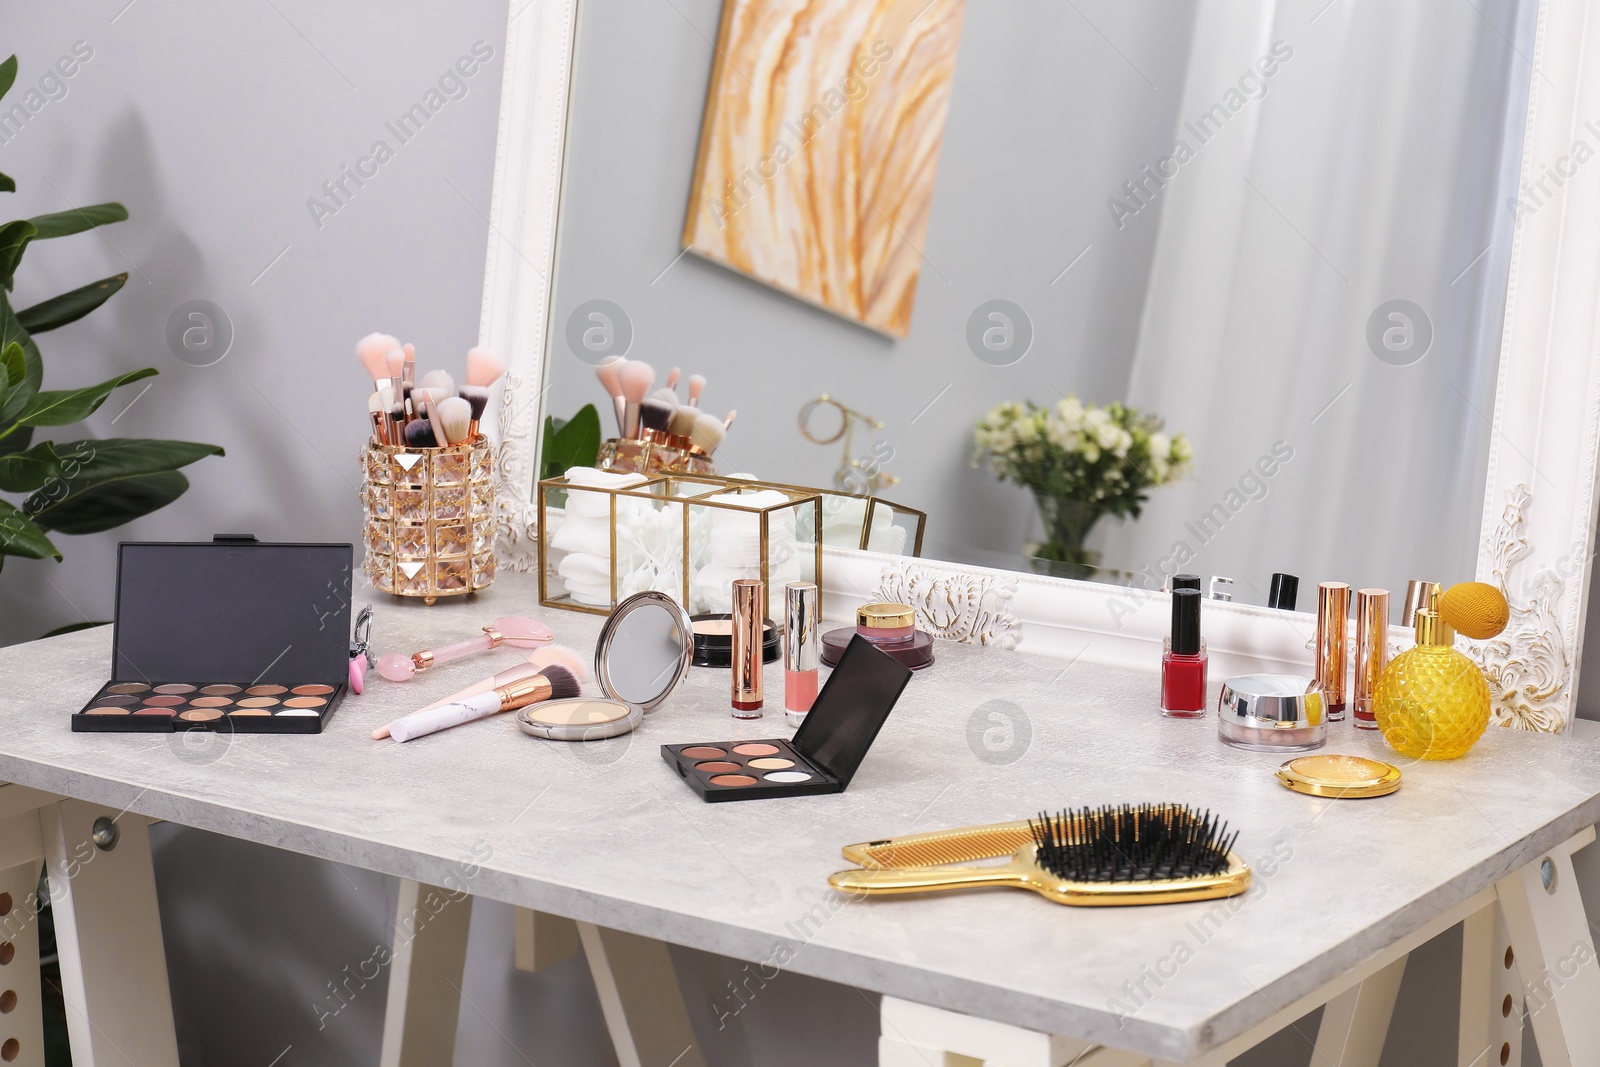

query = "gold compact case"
[1276,754,1402,798]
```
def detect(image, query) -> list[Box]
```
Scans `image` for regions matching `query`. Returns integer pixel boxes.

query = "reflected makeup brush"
[376,615,554,682]
[461,347,506,440]
[668,405,698,444]
[595,357,626,435]
[380,665,579,743]
[639,394,674,441]
[619,360,655,439]
[665,366,681,400]
[687,374,706,408]
[690,411,726,455]
[723,409,737,431]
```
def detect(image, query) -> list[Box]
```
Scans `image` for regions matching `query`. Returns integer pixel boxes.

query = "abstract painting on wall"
[682,0,967,338]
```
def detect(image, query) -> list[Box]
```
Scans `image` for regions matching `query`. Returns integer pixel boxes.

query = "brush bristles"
[460,385,490,421]
[404,419,437,449]
[1029,804,1237,883]
[465,346,506,388]
[537,664,580,701]
[639,397,673,434]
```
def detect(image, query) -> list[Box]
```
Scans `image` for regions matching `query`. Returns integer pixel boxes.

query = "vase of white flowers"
[972,396,1192,575]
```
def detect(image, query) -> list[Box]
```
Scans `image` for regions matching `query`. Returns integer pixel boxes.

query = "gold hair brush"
[830,804,1250,907]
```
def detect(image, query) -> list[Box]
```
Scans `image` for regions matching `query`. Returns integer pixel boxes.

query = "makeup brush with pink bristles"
[619,360,655,439]
[357,333,401,391]
[460,347,507,440]
[595,357,626,436]
[687,374,706,408]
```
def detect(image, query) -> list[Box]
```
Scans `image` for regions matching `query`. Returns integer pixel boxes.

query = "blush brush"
[380,665,579,742]
[829,803,1249,907]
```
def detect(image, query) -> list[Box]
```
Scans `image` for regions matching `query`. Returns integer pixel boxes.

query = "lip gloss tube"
[1316,583,1351,721]
[1353,588,1389,729]
[731,579,764,718]
[784,582,819,727]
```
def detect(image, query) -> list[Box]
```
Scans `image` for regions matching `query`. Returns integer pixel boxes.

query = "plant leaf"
[29,469,189,535]
[24,438,223,533]
[0,173,13,195]
[27,203,128,241]
[0,291,41,422]
[0,499,60,560]
[0,56,15,105]
[16,273,127,334]
[0,220,35,290]
[0,439,59,493]
[540,404,601,481]
[13,367,157,427]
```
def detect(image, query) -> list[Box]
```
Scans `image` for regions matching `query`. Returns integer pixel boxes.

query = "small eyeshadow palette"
[662,634,913,801]
[73,536,354,735]
[77,682,345,734]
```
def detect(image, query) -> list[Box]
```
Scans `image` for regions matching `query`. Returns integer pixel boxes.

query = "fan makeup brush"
[829,804,1248,907]
[595,357,627,435]
[619,360,655,439]
[461,347,507,440]
[379,665,579,743]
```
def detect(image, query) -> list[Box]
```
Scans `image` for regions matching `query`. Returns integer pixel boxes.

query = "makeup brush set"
[593,357,734,458]
[355,332,506,447]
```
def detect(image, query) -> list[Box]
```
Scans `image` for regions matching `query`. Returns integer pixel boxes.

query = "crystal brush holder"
[361,438,497,604]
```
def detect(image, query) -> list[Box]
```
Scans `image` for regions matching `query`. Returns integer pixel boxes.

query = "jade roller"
[376,616,554,682]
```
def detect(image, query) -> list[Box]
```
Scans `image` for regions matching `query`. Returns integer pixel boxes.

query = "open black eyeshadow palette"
[73,536,354,735]
[662,634,913,801]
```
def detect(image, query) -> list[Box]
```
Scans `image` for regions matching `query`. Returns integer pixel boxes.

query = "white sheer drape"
[1112,0,1533,605]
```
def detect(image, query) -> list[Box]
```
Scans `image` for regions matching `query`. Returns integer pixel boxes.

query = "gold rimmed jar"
[361,436,498,604]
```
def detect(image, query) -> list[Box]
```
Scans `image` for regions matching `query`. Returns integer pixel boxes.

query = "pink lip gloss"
[785,583,819,727]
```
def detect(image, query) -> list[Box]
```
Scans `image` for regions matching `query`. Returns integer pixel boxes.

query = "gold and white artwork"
[682,0,966,338]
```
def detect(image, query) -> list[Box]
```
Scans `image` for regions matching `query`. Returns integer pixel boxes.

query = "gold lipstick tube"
[1353,588,1389,729]
[1316,583,1351,720]
[731,579,765,718]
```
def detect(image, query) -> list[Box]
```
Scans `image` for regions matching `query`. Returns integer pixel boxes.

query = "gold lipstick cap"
[1315,583,1350,708]
[1353,588,1389,717]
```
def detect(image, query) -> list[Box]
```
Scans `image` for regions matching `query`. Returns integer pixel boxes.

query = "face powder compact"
[1276,754,1402,798]
[1217,674,1326,752]
[690,613,780,668]
[517,591,692,741]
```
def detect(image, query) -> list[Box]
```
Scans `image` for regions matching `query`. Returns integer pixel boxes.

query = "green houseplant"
[0,53,221,574]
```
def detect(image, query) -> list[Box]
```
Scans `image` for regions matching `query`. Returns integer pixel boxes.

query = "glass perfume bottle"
[1374,591,1489,760]
[1161,589,1207,717]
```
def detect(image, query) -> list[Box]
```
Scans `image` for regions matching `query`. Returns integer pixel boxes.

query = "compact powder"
[178,708,222,722]
[84,707,130,715]
[710,774,757,786]
[106,683,150,694]
[141,695,185,707]
[732,743,779,757]
[679,746,727,759]
[521,699,631,727]
[292,684,336,696]
[747,757,793,770]
[90,695,138,707]
[763,771,812,783]
[200,684,242,695]
[246,685,288,696]
[693,619,734,636]
[694,761,742,773]
[188,697,233,708]
[152,683,196,694]
[237,697,280,708]
[228,709,271,717]
[283,697,327,708]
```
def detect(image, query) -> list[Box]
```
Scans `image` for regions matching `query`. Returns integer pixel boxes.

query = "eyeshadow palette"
[73,536,354,735]
[76,682,345,734]
[662,634,913,801]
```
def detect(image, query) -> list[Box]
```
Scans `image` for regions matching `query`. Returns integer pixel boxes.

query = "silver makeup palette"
[661,634,913,801]
[73,537,354,735]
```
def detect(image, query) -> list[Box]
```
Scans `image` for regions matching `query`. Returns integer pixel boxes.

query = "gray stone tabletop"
[1,571,1598,1061]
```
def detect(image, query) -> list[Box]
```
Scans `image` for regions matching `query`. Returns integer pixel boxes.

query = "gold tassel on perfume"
[1374,583,1508,760]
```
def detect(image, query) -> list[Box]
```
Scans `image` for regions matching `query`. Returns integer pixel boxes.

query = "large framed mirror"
[482,0,1600,732]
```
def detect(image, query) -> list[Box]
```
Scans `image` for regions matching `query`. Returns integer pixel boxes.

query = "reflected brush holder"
[598,437,717,477]
[362,438,497,604]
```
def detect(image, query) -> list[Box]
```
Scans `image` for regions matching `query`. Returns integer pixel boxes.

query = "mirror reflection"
[605,600,689,706]
[542,0,1533,613]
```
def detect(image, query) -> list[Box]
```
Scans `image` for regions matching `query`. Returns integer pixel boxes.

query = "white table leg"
[1495,829,1600,1067]
[378,879,473,1067]
[1460,899,1523,1067]
[577,920,707,1067]
[1311,955,1406,1067]
[512,906,580,972]
[39,798,179,1067]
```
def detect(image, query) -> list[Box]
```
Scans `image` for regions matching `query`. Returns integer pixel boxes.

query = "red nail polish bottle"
[1162,588,1207,717]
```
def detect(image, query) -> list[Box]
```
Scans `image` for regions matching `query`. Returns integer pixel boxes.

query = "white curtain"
[1113,0,1534,605]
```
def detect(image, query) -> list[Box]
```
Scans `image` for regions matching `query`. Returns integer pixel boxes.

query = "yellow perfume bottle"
[1374,588,1489,760]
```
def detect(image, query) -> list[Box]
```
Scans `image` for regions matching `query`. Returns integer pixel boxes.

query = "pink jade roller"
[376,616,554,682]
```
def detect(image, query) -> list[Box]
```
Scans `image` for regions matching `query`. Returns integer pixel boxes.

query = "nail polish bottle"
[1161,588,1207,717]
[1268,573,1299,611]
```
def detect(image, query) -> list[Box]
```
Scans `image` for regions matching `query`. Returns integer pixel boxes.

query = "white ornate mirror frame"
[479,0,1600,732]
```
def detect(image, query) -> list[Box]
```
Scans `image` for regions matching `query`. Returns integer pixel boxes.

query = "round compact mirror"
[594,591,694,713]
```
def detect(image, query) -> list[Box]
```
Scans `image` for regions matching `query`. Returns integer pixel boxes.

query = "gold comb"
[841,820,1034,869]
